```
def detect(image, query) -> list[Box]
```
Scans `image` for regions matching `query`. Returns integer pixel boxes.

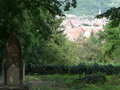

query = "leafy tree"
[96,7,120,28]
[0,0,77,69]
[98,24,120,62]
[77,36,103,62]
[96,7,120,62]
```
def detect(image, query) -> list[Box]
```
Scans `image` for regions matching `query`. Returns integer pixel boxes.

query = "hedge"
[26,63,120,75]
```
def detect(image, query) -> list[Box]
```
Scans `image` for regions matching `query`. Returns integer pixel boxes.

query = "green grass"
[0,73,120,90]
[25,74,120,90]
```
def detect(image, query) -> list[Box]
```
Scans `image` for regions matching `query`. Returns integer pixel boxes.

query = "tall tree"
[0,0,77,68]
[96,7,120,62]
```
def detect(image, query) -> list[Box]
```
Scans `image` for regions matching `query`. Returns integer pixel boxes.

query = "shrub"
[26,63,120,75]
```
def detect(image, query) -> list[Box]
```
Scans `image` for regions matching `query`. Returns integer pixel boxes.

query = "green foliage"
[26,63,120,75]
[0,0,119,75]
[41,40,80,65]
[0,0,77,70]
[97,23,120,62]
[96,6,120,62]
[99,28,120,62]
[77,36,104,62]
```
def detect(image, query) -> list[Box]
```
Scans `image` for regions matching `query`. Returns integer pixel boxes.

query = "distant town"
[60,10,108,41]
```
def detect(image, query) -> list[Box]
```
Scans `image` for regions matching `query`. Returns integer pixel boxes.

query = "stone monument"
[0,32,28,90]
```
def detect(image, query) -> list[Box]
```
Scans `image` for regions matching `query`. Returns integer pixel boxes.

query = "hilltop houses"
[61,13,108,41]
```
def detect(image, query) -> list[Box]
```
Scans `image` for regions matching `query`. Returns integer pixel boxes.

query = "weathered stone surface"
[7,64,20,85]
[2,32,24,86]
[0,86,28,90]
[0,81,29,90]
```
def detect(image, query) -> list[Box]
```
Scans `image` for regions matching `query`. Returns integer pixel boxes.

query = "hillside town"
[61,10,108,41]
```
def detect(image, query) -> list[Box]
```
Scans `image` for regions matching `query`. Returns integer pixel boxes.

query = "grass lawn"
[25,73,120,90]
[0,73,120,90]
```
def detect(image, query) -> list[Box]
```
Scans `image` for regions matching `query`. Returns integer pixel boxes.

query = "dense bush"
[40,40,80,65]
[77,36,104,62]
[26,63,120,75]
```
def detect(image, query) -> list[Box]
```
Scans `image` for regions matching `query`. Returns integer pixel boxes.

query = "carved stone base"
[0,86,28,90]
[0,81,29,90]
